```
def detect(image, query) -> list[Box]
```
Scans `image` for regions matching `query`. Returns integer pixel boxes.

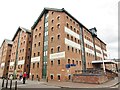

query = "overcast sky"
[0,0,118,59]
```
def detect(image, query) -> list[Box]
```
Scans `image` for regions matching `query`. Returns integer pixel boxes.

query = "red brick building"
[30,8,107,81]
[8,27,32,78]
[0,39,13,78]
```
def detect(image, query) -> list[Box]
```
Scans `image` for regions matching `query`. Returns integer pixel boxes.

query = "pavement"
[0,77,119,89]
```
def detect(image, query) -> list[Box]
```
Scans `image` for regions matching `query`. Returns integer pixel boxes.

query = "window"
[18,65,20,69]
[49,75,53,80]
[39,33,41,37]
[79,50,81,54]
[72,47,74,52]
[52,11,54,14]
[68,59,70,64]
[71,36,73,41]
[67,34,69,39]
[58,75,60,80]
[35,29,37,32]
[67,46,70,51]
[37,75,39,78]
[57,16,60,20]
[21,65,22,68]
[51,27,54,31]
[51,48,54,54]
[66,23,69,27]
[51,37,54,42]
[38,52,40,56]
[28,56,29,59]
[79,61,81,65]
[28,48,30,51]
[33,63,35,68]
[34,44,36,47]
[39,27,41,30]
[51,61,53,66]
[57,24,60,29]
[57,46,60,52]
[78,40,80,44]
[75,49,77,53]
[57,35,60,40]
[24,35,26,38]
[70,26,72,30]
[72,60,74,64]
[37,62,39,68]
[51,19,54,23]
[75,38,76,42]
[73,21,75,24]
[23,49,24,52]
[38,42,40,46]
[58,60,60,65]
[35,35,37,39]
[28,41,31,44]
[68,75,71,80]
[34,53,36,57]
[74,28,76,33]
[66,16,68,19]
[76,61,78,65]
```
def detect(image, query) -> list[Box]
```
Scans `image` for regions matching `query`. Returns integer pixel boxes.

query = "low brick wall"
[72,74,108,84]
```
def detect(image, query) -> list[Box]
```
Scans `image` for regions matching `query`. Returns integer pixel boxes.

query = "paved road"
[0,77,119,89]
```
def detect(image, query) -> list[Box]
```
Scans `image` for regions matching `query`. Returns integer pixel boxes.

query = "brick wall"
[72,75,108,84]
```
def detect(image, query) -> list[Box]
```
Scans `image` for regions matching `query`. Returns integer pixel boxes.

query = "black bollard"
[38,77,40,81]
[10,80,12,90]
[15,81,17,90]
[2,78,4,88]
[46,77,48,82]
[5,79,8,88]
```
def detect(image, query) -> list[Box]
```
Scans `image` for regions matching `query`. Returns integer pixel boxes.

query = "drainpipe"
[13,30,21,79]
[79,27,86,72]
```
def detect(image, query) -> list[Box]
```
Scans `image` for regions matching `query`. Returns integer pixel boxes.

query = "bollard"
[10,80,12,90]
[5,79,8,88]
[46,77,48,82]
[15,81,17,90]
[2,78,4,88]
[38,77,40,81]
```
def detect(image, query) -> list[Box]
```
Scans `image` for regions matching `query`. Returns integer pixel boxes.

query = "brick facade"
[30,8,107,81]
[0,8,108,81]
[0,39,13,78]
[8,27,32,78]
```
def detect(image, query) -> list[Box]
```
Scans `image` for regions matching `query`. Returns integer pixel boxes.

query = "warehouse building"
[30,8,107,81]
[0,39,13,78]
[8,27,32,78]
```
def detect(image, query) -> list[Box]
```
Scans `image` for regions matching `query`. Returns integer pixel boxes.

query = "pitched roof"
[4,39,13,45]
[0,39,13,47]
[12,27,31,41]
[31,7,106,45]
[31,7,88,30]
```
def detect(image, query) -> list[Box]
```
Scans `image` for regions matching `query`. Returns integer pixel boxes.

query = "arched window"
[57,46,60,52]
[57,35,60,40]
[51,48,54,54]
[57,24,60,29]
[51,37,54,42]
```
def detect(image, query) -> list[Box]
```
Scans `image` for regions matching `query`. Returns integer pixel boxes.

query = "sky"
[0,0,118,59]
